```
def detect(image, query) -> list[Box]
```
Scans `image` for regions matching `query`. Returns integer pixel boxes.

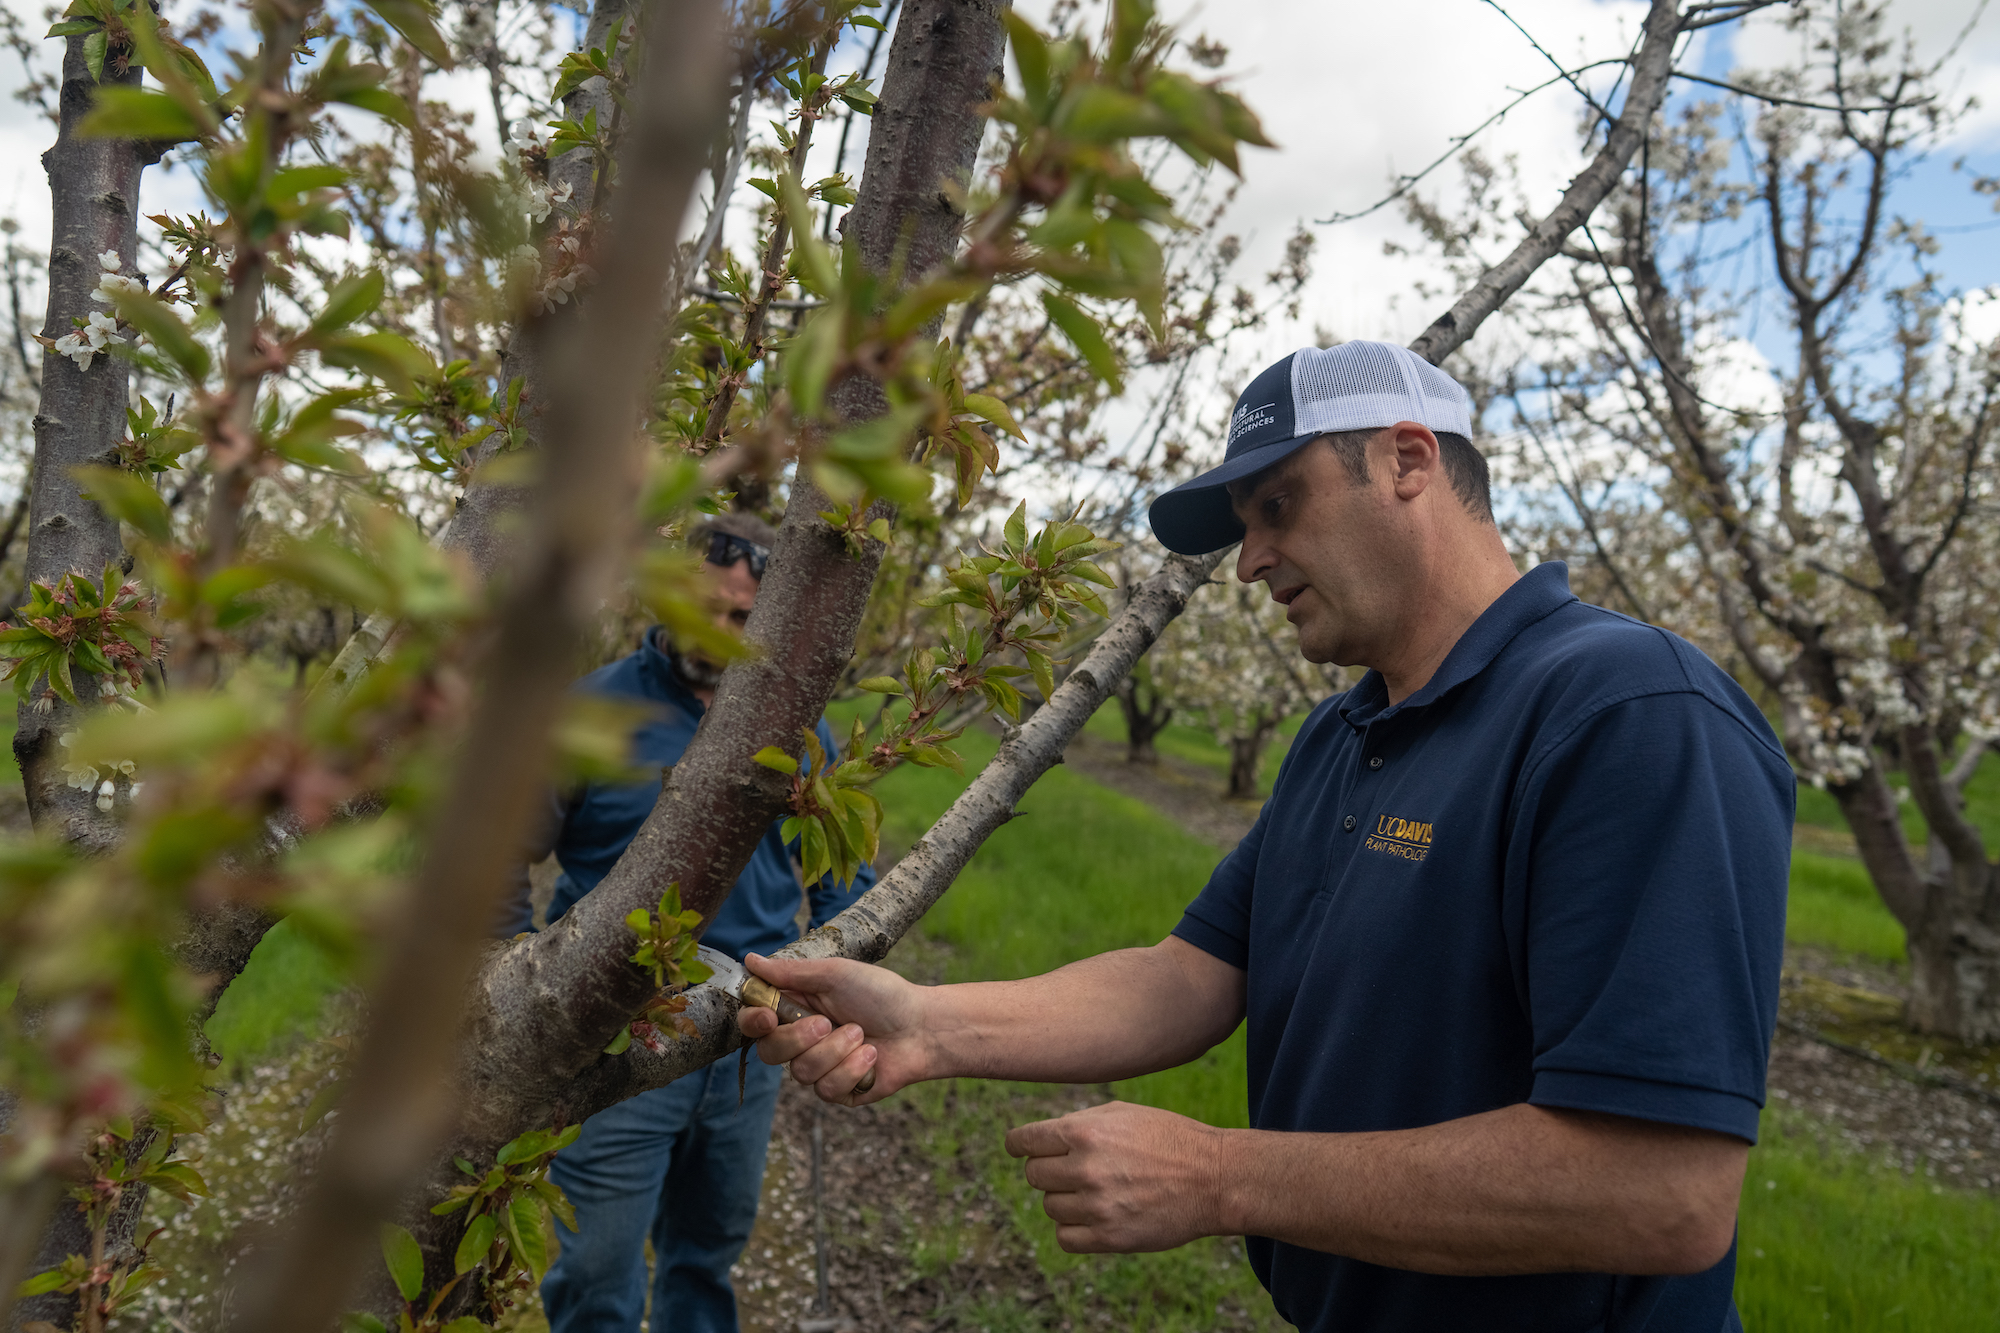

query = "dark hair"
[1318,427,1493,523]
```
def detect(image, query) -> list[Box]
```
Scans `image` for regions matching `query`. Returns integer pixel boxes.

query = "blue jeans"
[541,1057,783,1333]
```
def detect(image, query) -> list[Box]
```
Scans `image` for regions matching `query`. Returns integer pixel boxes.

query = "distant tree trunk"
[1117,659,1171,764]
[1829,739,2000,1042]
[1225,707,1276,800]
[9,34,158,1331]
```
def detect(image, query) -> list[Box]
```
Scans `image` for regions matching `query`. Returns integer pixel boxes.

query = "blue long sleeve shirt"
[502,629,875,960]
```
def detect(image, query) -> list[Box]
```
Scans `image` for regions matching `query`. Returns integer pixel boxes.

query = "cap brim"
[1147,433,1319,555]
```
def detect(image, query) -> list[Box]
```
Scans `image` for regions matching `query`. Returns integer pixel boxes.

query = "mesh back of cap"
[1290,341,1473,439]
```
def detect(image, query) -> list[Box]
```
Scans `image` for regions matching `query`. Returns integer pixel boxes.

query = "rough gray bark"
[11,33,156,851]
[226,1,732,1326]
[1406,0,1683,367]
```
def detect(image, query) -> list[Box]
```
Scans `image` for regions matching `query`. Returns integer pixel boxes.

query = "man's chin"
[1290,623,1336,666]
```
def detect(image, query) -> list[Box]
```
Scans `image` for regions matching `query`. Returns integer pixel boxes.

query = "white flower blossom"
[53,331,97,371]
[96,779,115,813]
[97,249,121,271]
[91,272,144,305]
[523,179,553,224]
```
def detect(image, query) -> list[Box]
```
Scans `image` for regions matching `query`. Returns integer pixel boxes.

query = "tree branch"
[1405,0,1683,366]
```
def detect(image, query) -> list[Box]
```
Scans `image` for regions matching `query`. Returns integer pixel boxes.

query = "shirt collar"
[1336,561,1577,730]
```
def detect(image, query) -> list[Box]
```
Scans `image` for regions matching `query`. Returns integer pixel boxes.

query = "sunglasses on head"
[706,530,769,580]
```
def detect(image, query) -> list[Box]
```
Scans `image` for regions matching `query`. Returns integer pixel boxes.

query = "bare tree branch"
[1406,0,1683,366]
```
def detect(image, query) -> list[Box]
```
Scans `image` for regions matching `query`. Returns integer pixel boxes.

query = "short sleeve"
[1511,691,1793,1142]
[1172,798,1270,970]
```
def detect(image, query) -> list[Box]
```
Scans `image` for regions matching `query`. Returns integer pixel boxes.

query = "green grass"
[203,916,348,1074]
[1787,849,1907,963]
[874,725,1280,1328]
[1736,1111,2000,1331]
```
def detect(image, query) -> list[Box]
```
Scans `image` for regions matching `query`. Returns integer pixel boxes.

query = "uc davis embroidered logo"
[1365,814,1432,863]
[1228,400,1277,446]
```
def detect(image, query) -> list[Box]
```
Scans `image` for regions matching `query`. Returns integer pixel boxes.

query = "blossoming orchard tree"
[0,0,1719,1327]
[1419,0,2000,1043]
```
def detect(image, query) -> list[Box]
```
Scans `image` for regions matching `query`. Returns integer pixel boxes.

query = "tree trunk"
[12,34,156,853]
[1117,663,1171,765]
[1225,711,1273,800]
[1906,896,2000,1043]
[1830,755,2000,1043]
[6,36,158,1330]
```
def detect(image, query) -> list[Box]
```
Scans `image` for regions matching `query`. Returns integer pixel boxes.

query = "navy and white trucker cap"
[1147,340,1475,555]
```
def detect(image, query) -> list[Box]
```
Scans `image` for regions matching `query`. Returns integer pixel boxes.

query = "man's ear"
[1384,422,1441,501]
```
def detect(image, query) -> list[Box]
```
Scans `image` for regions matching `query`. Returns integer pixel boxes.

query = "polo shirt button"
[1343,814,1356,832]
[1368,756,1383,770]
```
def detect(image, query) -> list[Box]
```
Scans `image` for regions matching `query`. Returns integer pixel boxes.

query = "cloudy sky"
[2,0,1994,407]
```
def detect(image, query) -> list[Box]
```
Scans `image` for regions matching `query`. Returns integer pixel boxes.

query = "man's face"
[1229,435,1403,667]
[678,555,759,689]
[705,555,759,636]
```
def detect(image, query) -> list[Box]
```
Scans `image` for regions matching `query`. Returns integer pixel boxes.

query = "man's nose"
[1235,533,1274,586]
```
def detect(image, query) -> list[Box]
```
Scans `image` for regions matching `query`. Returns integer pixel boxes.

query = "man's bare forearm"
[920,936,1244,1086]
[1213,1104,1748,1276]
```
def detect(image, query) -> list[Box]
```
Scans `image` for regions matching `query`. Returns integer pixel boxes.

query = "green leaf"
[962,392,1026,440]
[78,87,203,143]
[328,86,413,124]
[310,273,385,337]
[454,1212,497,1275]
[340,1315,389,1333]
[1003,501,1027,550]
[110,289,210,381]
[1004,11,1052,110]
[784,308,844,419]
[16,1267,71,1298]
[270,164,350,197]
[752,745,800,775]
[508,1193,550,1280]
[316,332,432,392]
[855,676,902,694]
[440,1318,487,1333]
[776,173,837,293]
[46,19,98,36]
[1040,293,1122,391]
[364,0,455,67]
[379,1224,424,1303]
[1069,561,1115,587]
[71,466,171,544]
[603,1026,631,1055]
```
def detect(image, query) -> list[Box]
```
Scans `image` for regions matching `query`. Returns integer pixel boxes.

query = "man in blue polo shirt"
[739,342,1791,1332]
[509,513,874,1333]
